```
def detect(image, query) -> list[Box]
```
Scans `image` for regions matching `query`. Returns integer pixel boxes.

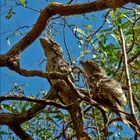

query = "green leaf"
[20,0,26,6]
[110,33,118,41]
[108,131,114,136]
[46,132,53,138]
[87,25,92,31]
[2,103,18,113]
[0,131,8,135]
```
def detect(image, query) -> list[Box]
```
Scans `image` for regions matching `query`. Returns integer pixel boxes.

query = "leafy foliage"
[0,0,139,139]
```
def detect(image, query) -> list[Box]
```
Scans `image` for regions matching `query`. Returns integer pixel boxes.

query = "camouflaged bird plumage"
[40,36,91,139]
[40,36,76,104]
[40,36,72,85]
[80,60,128,124]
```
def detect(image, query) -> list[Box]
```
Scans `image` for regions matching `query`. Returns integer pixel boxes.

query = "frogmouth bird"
[80,60,128,124]
[40,36,75,104]
[40,36,72,85]
[40,36,91,139]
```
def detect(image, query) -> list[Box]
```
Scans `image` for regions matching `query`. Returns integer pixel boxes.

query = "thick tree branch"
[0,0,137,69]
[9,125,33,140]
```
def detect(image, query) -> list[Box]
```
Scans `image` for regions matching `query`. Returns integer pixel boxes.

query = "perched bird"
[40,36,71,85]
[40,36,73,102]
[80,60,128,124]
[40,36,91,139]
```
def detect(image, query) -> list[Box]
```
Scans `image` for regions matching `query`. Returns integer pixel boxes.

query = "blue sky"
[0,0,135,139]
[0,0,105,95]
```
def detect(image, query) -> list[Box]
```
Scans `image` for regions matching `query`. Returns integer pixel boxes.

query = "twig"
[128,50,140,63]
[62,17,73,65]
[132,94,140,113]
[86,10,110,40]
[8,67,68,80]
[118,26,135,115]
[113,16,140,76]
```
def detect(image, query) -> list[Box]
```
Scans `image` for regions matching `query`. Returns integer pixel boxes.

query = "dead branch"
[118,26,135,115]
[118,26,140,133]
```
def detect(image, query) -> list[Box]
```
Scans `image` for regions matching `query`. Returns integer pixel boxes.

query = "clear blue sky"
[0,0,134,139]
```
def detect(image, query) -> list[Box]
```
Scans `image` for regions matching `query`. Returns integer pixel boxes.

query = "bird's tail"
[115,104,130,126]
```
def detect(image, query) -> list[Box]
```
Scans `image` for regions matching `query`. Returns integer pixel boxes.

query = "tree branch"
[118,27,140,133]
[0,0,139,139]
[0,83,58,125]
[13,68,68,80]
[0,0,136,69]
[118,26,135,115]
[0,95,67,109]
[128,50,140,63]
[9,125,33,140]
